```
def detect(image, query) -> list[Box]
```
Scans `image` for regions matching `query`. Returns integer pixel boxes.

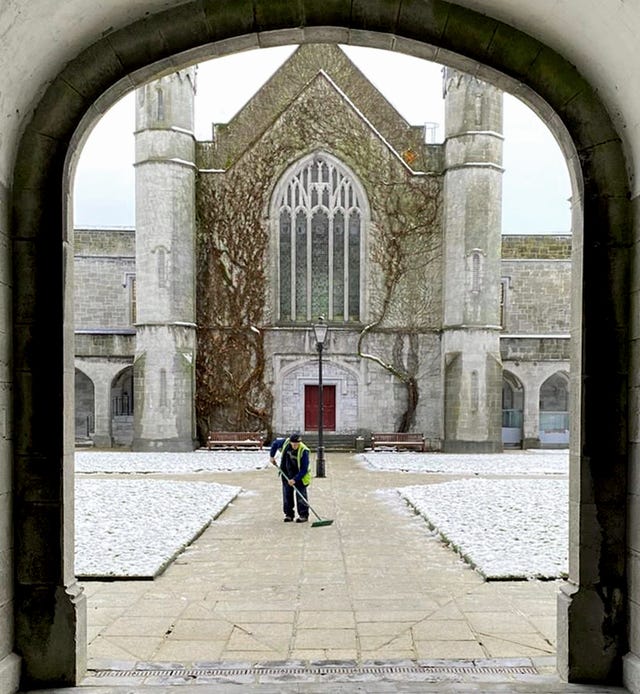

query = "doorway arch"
[11,3,630,688]
[539,371,570,448]
[501,370,524,448]
[111,366,134,447]
[74,369,95,444]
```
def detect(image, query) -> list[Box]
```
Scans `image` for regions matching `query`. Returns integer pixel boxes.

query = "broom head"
[311,519,334,527]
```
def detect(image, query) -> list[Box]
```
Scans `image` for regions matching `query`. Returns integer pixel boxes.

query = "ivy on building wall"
[195,155,276,441]
[357,166,442,432]
[196,66,442,440]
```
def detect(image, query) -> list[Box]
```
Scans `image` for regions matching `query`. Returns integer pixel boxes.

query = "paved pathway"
[57,453,627,692]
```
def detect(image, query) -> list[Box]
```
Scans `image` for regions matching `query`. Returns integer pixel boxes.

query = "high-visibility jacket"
[278,437,311,486]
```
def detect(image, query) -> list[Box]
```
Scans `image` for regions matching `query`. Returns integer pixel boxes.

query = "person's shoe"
[284,516,294,522]
[296,517,308,523]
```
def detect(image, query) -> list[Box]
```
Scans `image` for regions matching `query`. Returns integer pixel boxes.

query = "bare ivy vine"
[356,165,442,432]
[195,73,442,439]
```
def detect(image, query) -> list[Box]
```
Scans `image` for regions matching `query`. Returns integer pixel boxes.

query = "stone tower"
[441,68,504,452]
[132,69,197,450]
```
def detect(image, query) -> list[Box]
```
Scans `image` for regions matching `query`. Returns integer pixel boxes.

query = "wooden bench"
[371,432,426,452]
[206,432,265,450]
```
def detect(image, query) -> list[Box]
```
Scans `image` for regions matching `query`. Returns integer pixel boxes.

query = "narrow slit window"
[471,251,481,292]
[157,248,167,287]
[156,87,165,121]
[159,369,167,407]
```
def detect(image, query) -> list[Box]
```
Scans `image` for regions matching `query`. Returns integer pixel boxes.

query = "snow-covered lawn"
[361,451,569,579]
[75,449,269,474]
[74,450,570,581]
[397,477,568,580]
[360,450,568,476]
[75,478,241,578]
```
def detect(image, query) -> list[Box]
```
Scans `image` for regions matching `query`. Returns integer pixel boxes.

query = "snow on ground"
[397,477,568,580]
[75,478,241,578]
[74,449,570,581]
[359,449,568,476]
[75,449,269,474]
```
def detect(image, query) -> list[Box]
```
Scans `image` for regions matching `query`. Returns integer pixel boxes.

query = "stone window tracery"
[275,153,364,323]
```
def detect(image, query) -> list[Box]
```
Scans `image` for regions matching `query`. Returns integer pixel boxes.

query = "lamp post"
[313,317,329,478]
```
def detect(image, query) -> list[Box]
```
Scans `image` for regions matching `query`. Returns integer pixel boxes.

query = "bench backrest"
[372,433,424,441]
[208,432,263,441]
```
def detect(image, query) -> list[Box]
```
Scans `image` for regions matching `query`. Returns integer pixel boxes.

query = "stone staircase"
[295,433,366,452]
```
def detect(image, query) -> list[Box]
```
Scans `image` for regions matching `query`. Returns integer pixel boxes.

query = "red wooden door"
[304,385,336,431]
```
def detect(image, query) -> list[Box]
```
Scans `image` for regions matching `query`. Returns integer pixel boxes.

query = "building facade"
[7,1,638,688]
[74,44,571,452]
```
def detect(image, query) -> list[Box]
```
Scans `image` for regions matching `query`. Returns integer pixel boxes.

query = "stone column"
[557,172,628,683]
[441,69,504,452]
[91,378,112,448]
[522,382,541,449]
[14,205,86,686]
[132,69,197,451]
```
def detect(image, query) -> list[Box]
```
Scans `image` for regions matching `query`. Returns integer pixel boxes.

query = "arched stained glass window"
[275,153,364,323]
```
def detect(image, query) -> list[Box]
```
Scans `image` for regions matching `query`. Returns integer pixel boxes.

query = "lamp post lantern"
[313,317,329,478]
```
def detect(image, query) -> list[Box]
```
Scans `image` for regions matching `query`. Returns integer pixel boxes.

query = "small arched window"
[153,245,169,288]
[159,369,167,407]
[471,251,481,292]
[156,87,165,121]
[157,248,166,287]
[471,370,479,412]
[275,153,365,323]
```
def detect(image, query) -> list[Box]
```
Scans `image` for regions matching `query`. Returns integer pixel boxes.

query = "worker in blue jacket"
[269,432,310,523]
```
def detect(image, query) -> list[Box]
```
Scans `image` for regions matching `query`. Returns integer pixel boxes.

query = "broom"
[278,468,334,528]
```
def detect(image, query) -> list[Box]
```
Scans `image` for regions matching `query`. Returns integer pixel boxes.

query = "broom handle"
[278,468,323,521]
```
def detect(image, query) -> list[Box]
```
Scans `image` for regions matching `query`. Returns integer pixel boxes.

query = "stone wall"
[74,229,135,329]
[501,258,571,334]
[74,333,135,359]
[502,234,571,259]
[74,228,135,256]
[501,336,570,362]
[266,327,442,438]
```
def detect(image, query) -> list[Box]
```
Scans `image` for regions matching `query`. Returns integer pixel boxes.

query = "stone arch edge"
[10,1,631,689]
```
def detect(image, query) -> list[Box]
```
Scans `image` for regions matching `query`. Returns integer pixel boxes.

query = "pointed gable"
[200,44,433,171]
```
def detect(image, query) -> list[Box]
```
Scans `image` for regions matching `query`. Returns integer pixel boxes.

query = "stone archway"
[539,371,570,448]
[74,369,95,444]
[111,366,134,447]
[11,2,630,687]
[501,370,524,448]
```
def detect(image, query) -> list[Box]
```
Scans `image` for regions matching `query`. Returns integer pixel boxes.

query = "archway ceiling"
[0,1,638,190]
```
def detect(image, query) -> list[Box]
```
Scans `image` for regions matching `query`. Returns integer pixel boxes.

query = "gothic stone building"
[74,44,571,452]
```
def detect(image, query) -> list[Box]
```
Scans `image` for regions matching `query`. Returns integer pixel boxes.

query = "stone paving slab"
[55,454,630,692]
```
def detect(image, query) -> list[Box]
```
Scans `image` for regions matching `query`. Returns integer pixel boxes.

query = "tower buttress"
[132,68,197,451]
[441,68,504,452]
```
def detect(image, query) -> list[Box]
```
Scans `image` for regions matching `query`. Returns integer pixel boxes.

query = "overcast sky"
[73,44,571,234]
